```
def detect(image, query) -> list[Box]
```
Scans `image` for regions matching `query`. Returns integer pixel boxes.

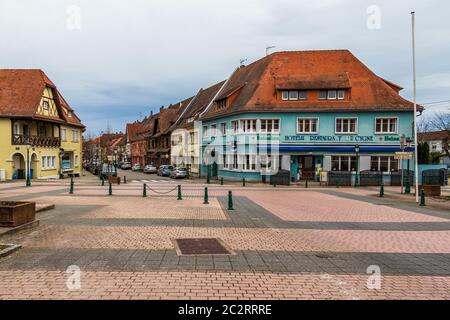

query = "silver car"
[143,164,157,174]
[170,167,187,179]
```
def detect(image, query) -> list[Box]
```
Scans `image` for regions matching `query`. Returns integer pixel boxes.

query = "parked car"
[100,163,117,180]
[131,163,142,172]
[170,167,187,179]
[157,165,174,177]
[121,162,132,170]
[143,164,157,174]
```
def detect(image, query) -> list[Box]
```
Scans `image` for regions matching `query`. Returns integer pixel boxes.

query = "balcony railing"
[12,134,61,148]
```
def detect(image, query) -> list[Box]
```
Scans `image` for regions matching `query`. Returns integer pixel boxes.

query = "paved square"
[0,177,449,300]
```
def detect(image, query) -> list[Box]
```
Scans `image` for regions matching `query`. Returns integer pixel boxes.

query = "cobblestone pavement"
[0,177,449,300]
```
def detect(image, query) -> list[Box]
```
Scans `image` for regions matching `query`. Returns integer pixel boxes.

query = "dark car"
[100,163,117,180]
[157,165,174,177]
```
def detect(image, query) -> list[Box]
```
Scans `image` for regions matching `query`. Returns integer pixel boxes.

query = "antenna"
[266,45,276,56]
[239,58,247,67]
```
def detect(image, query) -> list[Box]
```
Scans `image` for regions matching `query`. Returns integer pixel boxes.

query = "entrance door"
[299,156,314,180]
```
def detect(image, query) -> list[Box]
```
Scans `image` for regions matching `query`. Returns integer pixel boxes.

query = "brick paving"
[0,176,449,300]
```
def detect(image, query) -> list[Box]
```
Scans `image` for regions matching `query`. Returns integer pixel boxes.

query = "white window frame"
[297,117,319,134]
[42,100,49,110]
[239,119,257,133]
[260,118,280,134]
[202,125,208,138]
[281,91,289,101]
[288,91,299,101]
[335,117,358,134]
[61,128,67,141]
[327,90,337,100]
[72,130,79,143]
[231,120,239,134]
[211,124,217,137]
[375,117,398,134]
[337,90,345,100]
[370,155,399,173]
[318,90,327,100]
[331,155,357,172]
[220,122,227,135]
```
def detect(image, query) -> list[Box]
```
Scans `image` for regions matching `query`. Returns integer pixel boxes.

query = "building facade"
[418,130,450,165]
[0,69,84,181]
[198,50,418,182]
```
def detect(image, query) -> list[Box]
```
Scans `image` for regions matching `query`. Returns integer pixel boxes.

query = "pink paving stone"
[240,190,447,223]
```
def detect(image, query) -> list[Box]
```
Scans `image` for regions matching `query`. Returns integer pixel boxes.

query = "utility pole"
[411,12,420,203]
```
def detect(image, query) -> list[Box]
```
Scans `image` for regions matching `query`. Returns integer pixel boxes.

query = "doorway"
[12,153,25,179]
[298,155,315,180]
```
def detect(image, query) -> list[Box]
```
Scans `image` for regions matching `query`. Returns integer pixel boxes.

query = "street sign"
[394,152,413,160]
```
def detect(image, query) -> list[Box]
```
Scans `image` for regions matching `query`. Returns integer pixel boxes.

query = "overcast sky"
[1,0,449,134]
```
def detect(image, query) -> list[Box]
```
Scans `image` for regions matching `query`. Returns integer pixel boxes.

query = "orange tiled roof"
[202,50,419,120]
[0,69,84,127]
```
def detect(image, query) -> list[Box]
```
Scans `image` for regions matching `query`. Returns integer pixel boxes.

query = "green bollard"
[405,179,410,194]
[420,187,425,207]
[69,176,74,194]
[227,191,234,210]
[204,187,209,204]
[242,178,246,187]
[108,183,112,196]
[305,178,308,189]
[101,177,105,186]
[379,183,384,198]
[336,180,340,189]
[143,183,147,197]
[177,185,182,200]
[124,176,127,184]
[220,177,224,186]
[273,183,277,188]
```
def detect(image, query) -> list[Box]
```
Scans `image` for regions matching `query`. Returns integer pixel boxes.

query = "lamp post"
[405,138,413,194]
[354,144,360,187]
[113,149,118,168]
[400,134,406,194]
[26,144,31,187]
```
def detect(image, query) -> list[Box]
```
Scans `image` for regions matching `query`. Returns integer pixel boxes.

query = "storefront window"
[331,156,356,171]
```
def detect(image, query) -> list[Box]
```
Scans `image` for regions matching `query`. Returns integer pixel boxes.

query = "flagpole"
[411,11,419,203]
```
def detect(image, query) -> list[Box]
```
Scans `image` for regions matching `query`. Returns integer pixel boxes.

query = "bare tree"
[430,111,450,157]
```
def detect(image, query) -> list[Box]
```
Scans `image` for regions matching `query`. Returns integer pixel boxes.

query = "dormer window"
[67,111,73,117]
[319,90,346,100]
[281,90,308,101]
[42,101,49,110]
[217,99,227,109]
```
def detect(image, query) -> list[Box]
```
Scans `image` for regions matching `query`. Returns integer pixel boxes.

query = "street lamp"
[354,144,360,187]
[113,149,118,168]
[26,144,31,187]
[405,138,413,194]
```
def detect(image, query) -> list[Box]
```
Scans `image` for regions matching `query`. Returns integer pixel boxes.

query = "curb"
[0,220,40,239]
[0,244,22,258]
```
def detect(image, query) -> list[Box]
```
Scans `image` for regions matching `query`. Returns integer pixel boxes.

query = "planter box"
[0,201,36,227]
[420,185,441,197]
[108,176,121,185]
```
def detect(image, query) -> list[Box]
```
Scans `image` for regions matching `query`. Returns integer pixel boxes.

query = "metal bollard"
[227,191,234,210]
[220,177,224,186]
[101,177,105,186]
[124,176,127,184]
[143,183,147,197]
[69,176,74,194]
[108,183,112,196]
[204,187,209,204]
[305,178,308,189]
[379,183,384,198]
[336,181,340,189]
[177,185,182,200]
[242,178,246,187]
[420,187,425,207]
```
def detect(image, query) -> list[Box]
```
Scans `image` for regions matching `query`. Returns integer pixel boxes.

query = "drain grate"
[173,238,233,256]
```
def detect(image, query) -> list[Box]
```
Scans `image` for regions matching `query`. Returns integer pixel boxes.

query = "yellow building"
[0,69,84,181]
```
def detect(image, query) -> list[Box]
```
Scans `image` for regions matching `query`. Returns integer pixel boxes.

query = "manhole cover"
[173,238,233,256]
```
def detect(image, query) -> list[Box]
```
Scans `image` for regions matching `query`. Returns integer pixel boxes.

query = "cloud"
[0,0,449,132]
